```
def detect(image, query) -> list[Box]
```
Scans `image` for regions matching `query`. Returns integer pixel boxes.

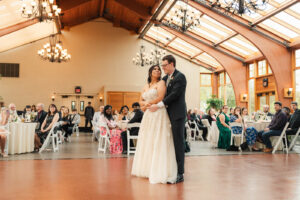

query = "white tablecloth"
[8,122,37,154]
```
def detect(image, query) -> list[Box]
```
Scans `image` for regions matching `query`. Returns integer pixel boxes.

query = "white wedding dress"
[131,88,177,184]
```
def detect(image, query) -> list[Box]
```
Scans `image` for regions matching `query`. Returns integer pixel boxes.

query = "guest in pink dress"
[101,105,123,154]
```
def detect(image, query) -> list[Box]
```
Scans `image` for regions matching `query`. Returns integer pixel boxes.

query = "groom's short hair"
[162,55,176,67]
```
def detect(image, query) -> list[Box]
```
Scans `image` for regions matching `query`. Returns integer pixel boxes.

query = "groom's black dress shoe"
[167,174,184,184]
[176,174,184,183]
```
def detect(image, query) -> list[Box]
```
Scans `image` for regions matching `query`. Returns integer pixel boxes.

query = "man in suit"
[35,103,47,131]
[84,102,94,132]
[286,101,300,137]
[121,102,143,155]
[150,55,187,183]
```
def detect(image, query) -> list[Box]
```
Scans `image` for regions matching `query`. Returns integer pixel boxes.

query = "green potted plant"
[206,95,223,112]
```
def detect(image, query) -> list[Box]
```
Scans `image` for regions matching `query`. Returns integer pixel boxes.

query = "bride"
[131,64,177,184]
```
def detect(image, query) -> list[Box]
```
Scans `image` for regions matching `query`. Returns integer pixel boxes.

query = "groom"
[150,55,187,183]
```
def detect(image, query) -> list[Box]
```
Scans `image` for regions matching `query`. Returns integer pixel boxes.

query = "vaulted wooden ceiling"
[57,0,163,33]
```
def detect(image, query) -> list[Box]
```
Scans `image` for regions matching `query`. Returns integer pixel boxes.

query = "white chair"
[91,121,99,142]
[126,123,140,156]
[229,122,244,146]
[288,127,300,151]
[185,122,192,142]
[188,120,204,141]
[39,122,60,153]
[73,123,79,137]
[57,130,63,144]
[272,122,290,154]
[98,122,110,153]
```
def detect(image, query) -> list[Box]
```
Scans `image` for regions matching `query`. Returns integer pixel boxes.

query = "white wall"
[0,18,209,111]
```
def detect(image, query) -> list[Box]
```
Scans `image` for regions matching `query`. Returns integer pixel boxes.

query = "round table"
[8,122,37,154]
[246,121,270,131]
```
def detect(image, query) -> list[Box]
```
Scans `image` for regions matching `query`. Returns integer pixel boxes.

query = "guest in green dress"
[217,105,231,149]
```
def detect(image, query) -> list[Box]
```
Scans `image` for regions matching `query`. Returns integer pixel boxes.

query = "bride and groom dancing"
[131,55,187,184]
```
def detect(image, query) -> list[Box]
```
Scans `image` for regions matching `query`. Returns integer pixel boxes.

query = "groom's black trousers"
[171,118,185,175]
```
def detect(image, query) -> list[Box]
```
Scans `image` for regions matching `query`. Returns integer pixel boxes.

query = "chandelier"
[132,45,153,67]
[209,0,269,15]
[21,0,61,22]
[165,0,201,32]
[132,41,166,67]
[37,34,71,63]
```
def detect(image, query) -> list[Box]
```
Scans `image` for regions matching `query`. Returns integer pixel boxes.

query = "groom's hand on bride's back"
[149,104,159,112]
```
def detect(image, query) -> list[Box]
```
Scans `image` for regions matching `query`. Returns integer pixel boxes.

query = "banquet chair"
[98,122,110,153]
[126,123,140,156]
[288,127,300,151]
[57,130,63,144]
[229,122,244,147]
[272,122,289,154]
[73,123,79,137]
[39,122,60,153]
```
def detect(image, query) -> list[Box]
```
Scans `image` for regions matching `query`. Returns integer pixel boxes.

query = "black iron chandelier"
[21,0,61,22]
[165,0,201,32]
[209,0,269,15]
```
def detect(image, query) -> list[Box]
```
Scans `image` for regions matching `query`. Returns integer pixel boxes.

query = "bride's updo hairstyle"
[148,64,162,84]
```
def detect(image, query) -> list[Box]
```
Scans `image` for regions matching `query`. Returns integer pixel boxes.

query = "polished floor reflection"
[1,154,300,200]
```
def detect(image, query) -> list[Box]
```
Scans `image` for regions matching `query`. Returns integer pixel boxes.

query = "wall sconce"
[99,96,103,102]
[284,88,293,98]
[240,94,248,102]
[51,95,55,101]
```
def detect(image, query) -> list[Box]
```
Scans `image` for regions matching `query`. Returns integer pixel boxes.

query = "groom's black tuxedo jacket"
[162,69,187,121]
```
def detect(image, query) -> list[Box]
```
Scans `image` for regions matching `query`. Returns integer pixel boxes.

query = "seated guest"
[8,103,19,122]
[229,108,234,117]
[121,102,143,154]
[59,107,71,141]
[31,105,37,113]
[113,109,119,121]
[34,104,59,151]
[257,102,288,153]
[190,108,208,141]
[23,105,32,121]
[217,105,231,149]
[35,103,47,131]
[286,101,300,138]
[187,109,192,121]
[58,106,65,120]
[101,105,122,154]
[203,108,216,125]
[282,106,291,121]
[241,108,259,151]
[66,109,81,138]
[92,106,104,140]
[263,105,273,117]
[118,105,130,121]
[230,107,243,135]
[0,108,10,157]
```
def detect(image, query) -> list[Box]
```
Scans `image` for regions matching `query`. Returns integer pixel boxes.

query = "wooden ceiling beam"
[165,36,177,47]
[251,0,299,26]
[0,18,39,37]
[114,0,151,19]
[191,51,203,59]
[214,33,238,46]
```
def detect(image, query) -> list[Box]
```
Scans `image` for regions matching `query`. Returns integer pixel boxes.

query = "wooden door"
[107,91,140,112]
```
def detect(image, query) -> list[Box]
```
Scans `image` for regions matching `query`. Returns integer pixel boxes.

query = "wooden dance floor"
[1,154,300,200]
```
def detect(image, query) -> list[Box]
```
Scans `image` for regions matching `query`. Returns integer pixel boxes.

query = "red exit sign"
[75,86,81,94]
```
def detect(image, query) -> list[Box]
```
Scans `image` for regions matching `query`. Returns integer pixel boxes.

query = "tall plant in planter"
[206,95,223,111]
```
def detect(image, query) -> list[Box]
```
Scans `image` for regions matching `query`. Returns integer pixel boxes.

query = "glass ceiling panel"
[221,41,249,57]
[190,27,222,42]
[261,19,299,39]
[230,35,259,52]
[169,38,201,56]
[0,21,57,53]
[274,12,300,30]
[196,53,221,68]
[146,26,175,44]
[289,2,300,14]
[0,0,28,29]
[157,0,175,20]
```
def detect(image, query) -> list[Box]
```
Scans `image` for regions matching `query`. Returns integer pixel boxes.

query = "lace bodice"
[142,89,158,102]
